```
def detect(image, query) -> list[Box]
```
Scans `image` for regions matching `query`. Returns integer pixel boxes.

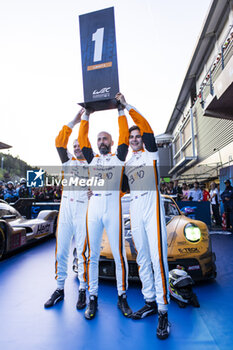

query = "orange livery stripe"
[119,167,126,291]
[85,202,91,290]
[153,160,168,304]
[55,211,61,280]
[81,238,87,283]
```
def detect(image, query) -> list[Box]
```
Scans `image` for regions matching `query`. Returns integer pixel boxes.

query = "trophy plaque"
[78,7,119,111]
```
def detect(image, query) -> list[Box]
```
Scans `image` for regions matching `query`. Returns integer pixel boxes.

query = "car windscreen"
[0,205,21,219]
[163,197,180,223]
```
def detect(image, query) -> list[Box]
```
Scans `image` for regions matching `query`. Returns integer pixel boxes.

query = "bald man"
[78,103,132,320]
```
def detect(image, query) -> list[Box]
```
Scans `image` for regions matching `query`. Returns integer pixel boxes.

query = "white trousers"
[86,194,128,296]
[55,195,88,290]
[130,191,170,308]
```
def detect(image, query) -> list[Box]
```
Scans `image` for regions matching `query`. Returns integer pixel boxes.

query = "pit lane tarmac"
[0,233,232,350]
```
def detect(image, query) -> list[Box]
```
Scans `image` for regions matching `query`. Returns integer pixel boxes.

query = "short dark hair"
[129,125,140,134]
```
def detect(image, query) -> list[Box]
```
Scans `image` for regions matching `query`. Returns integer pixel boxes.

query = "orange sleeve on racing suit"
[55,125,72,163]
[117,112,129,161]
[128,106,157,153]
[78,119,94,164]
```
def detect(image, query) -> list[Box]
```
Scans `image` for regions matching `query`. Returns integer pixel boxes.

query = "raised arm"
[78,110,94,164]
[116,105,129,161]
[116,93,157,153]
[55,108,85,163]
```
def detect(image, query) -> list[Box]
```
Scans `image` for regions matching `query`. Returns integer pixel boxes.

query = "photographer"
[17,178,32,198]
[4,181,18,203]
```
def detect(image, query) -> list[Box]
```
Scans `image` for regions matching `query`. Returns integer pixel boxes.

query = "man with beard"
[115,93,170,340]
[78,102,132,320]
[45,108,89,310]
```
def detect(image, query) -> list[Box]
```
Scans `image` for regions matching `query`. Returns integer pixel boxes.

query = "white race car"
[0,200,58,259]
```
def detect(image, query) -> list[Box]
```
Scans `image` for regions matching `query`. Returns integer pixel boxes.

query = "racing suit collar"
[100,152,112,157]
[132,148,145,154]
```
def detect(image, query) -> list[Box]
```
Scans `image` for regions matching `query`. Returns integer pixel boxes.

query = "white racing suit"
[55,124,88,290]
[124,105,170,310]
[78,110,129,296]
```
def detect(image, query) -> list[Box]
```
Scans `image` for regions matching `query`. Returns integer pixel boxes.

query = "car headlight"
[184,223,201,242]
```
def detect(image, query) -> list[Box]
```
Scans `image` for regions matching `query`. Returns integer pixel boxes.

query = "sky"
[0,0,212,167]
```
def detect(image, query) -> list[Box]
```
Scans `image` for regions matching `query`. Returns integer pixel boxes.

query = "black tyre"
[0,226,6,259]
[190,293,200,308]
[170,295,187,308]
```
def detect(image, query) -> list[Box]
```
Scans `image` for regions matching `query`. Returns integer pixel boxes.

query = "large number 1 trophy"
[79,7,119,111]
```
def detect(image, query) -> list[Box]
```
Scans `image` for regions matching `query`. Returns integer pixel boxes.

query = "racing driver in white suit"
[116,93,170,340]
[78,102,132,320]
[45,108,89,310]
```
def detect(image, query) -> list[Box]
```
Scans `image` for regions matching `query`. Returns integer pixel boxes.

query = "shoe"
[117,294,132,318]
[131,301,157,320]
[76,289,86,310]
[84,295,98,320]
[44,289,64,308]
[156,311,170,340]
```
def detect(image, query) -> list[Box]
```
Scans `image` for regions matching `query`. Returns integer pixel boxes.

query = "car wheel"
[0,225,6,259]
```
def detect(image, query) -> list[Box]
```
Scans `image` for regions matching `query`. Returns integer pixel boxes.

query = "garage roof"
[165,0,230,134]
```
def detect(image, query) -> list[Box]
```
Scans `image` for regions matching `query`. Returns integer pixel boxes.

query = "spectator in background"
[173,180,182,201]
[181,183,189,201]
[4,181,18,203]
[221,179,233,232]
[209,182,221,226]
[201,184,210,202]
[32,187,39,201]
[31,186,62,202]
[166,181,176,198]
[0,181,5,200]
[38,188,46,201]
[17,178,32,198]
[54,186,62,201]
[160,182,167,195]
[188,181,203,201]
